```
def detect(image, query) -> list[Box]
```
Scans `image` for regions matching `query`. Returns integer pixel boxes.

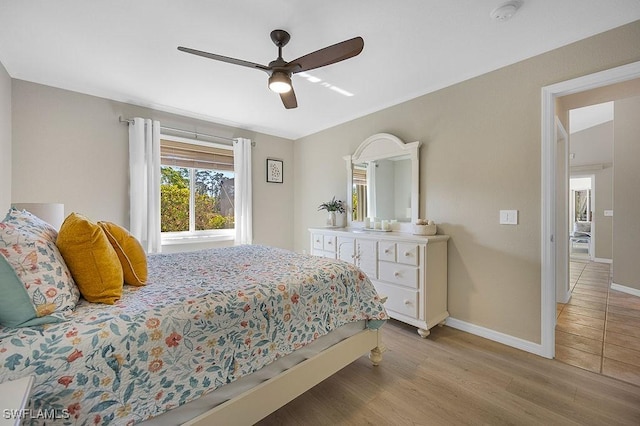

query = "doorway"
[569,176,594,260]
[540,60,640,359]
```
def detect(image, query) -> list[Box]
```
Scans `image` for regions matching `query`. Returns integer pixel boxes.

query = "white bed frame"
[183,327,384,426]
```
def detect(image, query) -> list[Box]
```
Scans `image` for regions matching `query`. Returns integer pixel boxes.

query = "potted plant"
[318,196,345,227]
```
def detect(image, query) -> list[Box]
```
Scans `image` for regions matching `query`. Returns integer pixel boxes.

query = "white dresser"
[309,227,449,337]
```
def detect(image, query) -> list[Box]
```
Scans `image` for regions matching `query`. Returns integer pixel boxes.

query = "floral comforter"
[0,245,387,425]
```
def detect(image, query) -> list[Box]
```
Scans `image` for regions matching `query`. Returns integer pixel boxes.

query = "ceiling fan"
[178,30,364,109]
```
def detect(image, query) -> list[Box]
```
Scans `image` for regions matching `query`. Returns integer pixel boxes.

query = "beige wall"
[613,95,640,290]
[593,166,613,260]
[0,61,11,213]
[558,79,640,268]
[11,80,295,250]
[294,21,640,343]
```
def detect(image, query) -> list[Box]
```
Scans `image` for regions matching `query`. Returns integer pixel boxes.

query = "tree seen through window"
[161,166,234,233]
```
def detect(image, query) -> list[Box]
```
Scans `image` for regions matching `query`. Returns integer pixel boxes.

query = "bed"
[0,244,387,425]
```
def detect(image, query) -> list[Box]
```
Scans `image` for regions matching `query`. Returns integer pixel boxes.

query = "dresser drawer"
[323,235,336,252]
[397,243,419,266]
[313,249,336,259]
[373,281,419,319]
[312,234,324,250]
[322,251,337,259]
[378,241,396,262]
[379,261,419,288]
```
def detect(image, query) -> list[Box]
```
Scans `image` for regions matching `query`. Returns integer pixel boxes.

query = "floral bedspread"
[0,245,387,425]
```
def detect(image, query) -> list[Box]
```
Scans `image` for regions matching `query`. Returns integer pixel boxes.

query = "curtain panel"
[129,118,161,253]
[233,138,253,245]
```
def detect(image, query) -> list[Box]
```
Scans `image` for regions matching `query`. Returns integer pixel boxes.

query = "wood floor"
[556,259,640,387]
[258,320,640,425]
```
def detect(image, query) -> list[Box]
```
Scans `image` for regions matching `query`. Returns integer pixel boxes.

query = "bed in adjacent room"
[0,238,387,425]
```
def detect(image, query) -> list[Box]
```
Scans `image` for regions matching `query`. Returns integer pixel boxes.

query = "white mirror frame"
[344,133,421,230]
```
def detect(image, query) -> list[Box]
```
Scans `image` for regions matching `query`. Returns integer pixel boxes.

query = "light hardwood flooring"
[556,259,640,387]
[258,320,640,425]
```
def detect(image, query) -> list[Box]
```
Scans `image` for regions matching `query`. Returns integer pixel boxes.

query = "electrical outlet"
[604,210,613,217]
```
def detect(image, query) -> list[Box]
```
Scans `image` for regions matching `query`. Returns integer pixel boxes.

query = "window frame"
[159,134,235,245]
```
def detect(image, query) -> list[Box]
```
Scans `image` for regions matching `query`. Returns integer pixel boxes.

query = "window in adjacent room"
[160,136,235,242]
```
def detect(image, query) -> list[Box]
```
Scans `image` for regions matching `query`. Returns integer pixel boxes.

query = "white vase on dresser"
[309,227,449,338]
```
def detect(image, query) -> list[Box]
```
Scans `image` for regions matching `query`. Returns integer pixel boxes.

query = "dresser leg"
[417,328,430,338]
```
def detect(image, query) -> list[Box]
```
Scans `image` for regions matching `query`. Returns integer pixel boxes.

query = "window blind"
[161,140,234,171]
[353,167,367,185]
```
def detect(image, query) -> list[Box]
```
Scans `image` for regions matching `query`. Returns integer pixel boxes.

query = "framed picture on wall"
[266,158,283,183]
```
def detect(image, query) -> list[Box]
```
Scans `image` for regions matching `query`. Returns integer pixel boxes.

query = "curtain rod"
[119,116,244,144]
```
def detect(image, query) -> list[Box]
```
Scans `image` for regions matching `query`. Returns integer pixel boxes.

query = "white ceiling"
[569,102,614,134]
[1,1,639,140]
[569,102,615,166]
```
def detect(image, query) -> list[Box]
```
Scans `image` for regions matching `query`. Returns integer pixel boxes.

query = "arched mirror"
[345,133,420,229]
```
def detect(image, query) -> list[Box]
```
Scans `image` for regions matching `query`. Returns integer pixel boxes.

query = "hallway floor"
[556,259,640,387]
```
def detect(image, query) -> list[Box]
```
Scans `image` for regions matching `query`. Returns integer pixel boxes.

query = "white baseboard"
[593,257,613,264]
[611,282,640,297]
[445,317,546,357]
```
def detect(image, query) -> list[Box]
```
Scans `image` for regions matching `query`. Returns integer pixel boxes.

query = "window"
[352,164,368,222]
[160,137,234,242]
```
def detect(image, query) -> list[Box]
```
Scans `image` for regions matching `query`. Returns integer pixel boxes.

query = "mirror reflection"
[346,133,420,229]
[352,164,368,221]
[351,155,412,223]
[574,189,591,222]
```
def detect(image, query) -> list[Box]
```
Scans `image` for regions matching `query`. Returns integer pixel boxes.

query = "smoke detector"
[490,1,523,22]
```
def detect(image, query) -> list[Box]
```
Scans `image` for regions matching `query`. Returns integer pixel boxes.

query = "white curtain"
[129,118,161,253]
[233,138,253,245]
[367,161,377,219]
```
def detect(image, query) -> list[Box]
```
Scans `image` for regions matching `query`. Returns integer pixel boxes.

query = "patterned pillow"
[4,207,58,243]
[0,222,79,328]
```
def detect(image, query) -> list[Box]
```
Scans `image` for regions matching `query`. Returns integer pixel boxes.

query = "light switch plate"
[500,210,518,225]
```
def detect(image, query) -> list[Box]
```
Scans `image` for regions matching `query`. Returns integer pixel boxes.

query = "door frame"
[556,118,570,304]
[540,60,640,358]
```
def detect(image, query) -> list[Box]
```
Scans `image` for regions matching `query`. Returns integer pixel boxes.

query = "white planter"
[326,211,337,227]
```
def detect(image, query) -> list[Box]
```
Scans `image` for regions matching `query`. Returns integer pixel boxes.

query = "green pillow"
[0,256,63,327]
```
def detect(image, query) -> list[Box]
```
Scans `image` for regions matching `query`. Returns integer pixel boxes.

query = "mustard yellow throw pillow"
[56,213,123,304]
[98,221,148,286]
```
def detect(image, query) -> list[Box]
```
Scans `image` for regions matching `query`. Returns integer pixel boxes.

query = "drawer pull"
[394,271,401,277]
[316,239,320,243]
[384,249,391,254]
[404,252,411,257]
[403,299,411,305]
[327,241,332,245]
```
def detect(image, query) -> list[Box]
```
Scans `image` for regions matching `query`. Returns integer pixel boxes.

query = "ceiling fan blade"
[177,46,270,72]
[280,88,298,109]
[287,37,364,74]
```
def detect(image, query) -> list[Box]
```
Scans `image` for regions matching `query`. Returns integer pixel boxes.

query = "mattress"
[0,245,387,425]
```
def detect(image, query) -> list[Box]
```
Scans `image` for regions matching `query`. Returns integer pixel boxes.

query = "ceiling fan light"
[269,72,292,93]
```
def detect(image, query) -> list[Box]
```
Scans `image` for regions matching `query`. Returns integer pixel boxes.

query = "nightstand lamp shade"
[11,202,65,231]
